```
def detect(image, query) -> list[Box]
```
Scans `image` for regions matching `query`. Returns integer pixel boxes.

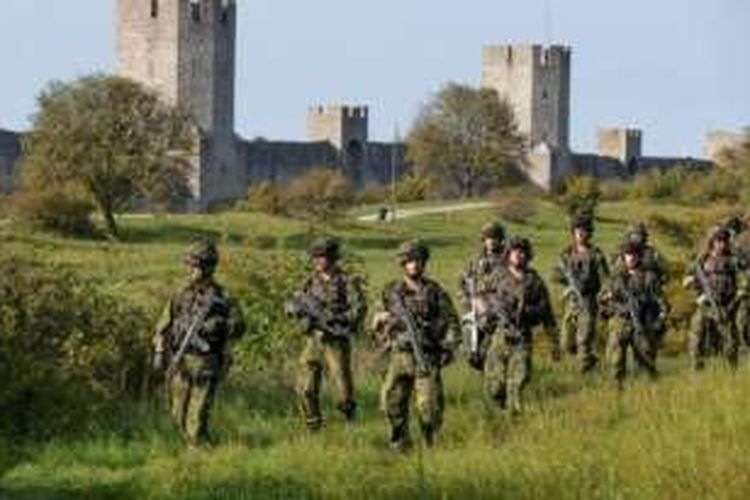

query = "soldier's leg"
[381,352,414,450]
[184,373,218,446]
[689,308,708,371]
[324,339,357,421]
[607,318,628,388]
[506,344,532,415]
[632,332,658,380]
[415,370,444,447]
[736,297,750,347]
[577,302,599,373]
[561,301,578,355]
[297,337,324,430]
[169,371,191,436]
[483,335,509,408]
[721,320,740,369]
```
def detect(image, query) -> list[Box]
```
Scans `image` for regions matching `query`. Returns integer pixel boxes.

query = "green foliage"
[407,83,526,197]
[627,169,686,200]
[9,187,95,236]
[395,173,440,202]
[559,176,601,220]
[238,181,285,216]
[493,189,538,224]
[679,168,742,204]
[22,74,194,238]
[0,256,150,441]
[284,168,355,223]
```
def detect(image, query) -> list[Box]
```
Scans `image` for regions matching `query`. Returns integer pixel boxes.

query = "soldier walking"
[484,237,561,414]
[373,241,460,451]
[685,227,743,370]
[458,221,507,370]
[286,238,367,431]
[612,222,668,290]
[554,215,609,373]
[152,239,246,446]
[600,241,667,388]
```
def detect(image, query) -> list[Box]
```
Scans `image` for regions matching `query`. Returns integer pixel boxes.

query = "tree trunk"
[102,207,119,240]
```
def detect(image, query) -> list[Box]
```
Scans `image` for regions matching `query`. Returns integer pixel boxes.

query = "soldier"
[612,222,668,290]
[685,227,743,370]
[600,241,667,388]
[372,240,460,451]
[553,215,609,373]
[458,221,507,369]
[286,238,367,431]
[152,239,246,446]
[724,214,750,346]
[484,237,561,414]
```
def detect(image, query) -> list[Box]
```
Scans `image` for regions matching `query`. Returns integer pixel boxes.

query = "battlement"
[308,105,369,119]
[597,127,643,164]
[483,44,571,67]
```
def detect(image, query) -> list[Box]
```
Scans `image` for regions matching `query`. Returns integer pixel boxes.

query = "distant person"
[372,241,460,451]
[600,241,667,388]
[152,239,246,446]
[286,238,367,431]
[553,215,609,373]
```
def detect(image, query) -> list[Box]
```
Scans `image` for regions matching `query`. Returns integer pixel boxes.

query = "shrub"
[239,181,285,215]
[284,168,355,223]
[559,176,601,219]
[10,188,95,236]
[0,256,150,441]
[493,189,538,224]
[396,173,440,203]
[679,169,741,205]
[627,169,685,201]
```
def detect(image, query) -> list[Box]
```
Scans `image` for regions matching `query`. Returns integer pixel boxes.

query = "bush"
[0,256,150,441]
[493,189,538,224]
[396,173,440,203]
[679,169,741,205]
[284,168,355,223]
[239,181,285,215]
[10,188,95,236]
[559,176,601,219]
[627,169,685,201]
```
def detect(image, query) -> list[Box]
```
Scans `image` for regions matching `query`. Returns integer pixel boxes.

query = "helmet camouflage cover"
[506,236,534,261]
[481,221,506,241]
[310,237,341,261]
[397,240,430,264]
[185,238,219,273]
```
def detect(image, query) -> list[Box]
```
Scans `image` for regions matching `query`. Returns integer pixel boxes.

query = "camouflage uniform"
[611,222,668,290]
[553,217,609,372]
[725,215,750,347]
[485,237,560,413]
[153,240,245,446]
[600,243,667,386]
[686,228,743,370]
[458,221,506,369]
[375,241,460,450]
[290,238,367,430]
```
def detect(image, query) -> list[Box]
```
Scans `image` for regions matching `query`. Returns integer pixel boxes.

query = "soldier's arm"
[597,248,611,280]
[551,252,569,286]
[152,297,175,370]
[226,294,246,341]
[348,274,369,331]
[534,277,561,358]
[457,259,475,309]
[437,285,462,351]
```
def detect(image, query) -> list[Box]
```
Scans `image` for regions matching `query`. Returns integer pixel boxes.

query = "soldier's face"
[712,239,729,256]
[574,228,591,246]
[403,259,424,278]
[624,252,640,270]
[313,256,330,273]
[187,263,206,282]
[483,237,501,253]
[509,249,527,269]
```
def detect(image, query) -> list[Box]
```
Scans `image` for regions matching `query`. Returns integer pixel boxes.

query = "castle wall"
[242,140,338,185]
[0,129,21,195]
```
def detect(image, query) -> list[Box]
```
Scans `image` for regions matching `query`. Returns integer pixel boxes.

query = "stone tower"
[117,0,244,208]
[482,44,571,152]
[306,105,369,184]
[597,128,642,166]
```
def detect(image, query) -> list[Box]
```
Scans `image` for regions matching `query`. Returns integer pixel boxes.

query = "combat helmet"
[185,238,219,274]
[309,237,341,262]
[506,236,534,261]
[397,240,431,264]
[481,221,506,241]
[570,213,595,234]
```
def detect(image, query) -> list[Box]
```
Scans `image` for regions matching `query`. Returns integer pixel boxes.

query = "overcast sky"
[0,0,748,156]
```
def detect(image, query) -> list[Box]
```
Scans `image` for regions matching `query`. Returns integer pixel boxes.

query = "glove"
[152,351,165,372]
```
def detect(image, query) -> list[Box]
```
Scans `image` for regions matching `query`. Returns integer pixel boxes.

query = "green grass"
[1,200,749,499]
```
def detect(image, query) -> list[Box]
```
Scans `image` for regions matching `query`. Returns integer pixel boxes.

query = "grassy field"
[2,199,749,499]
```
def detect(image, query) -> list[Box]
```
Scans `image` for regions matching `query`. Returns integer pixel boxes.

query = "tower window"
[150,0,158,18]
[220,0,230,24]
[190,0,201,22]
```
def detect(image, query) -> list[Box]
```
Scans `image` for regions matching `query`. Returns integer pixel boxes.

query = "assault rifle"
[287,292,350,339]
[489,293,523,342]
[166,294,223,378]
[389,289,430,376]
[694,262,729,325]
[556,258,586,308]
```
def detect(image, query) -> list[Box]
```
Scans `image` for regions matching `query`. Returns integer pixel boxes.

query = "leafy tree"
[22,75,194,238]
[407,83,526,197]
[284,168,355,224]
[560,176,601,220]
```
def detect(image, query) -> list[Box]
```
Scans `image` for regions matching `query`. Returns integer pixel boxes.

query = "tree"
[407,83,526,197]
[22,75,194,238]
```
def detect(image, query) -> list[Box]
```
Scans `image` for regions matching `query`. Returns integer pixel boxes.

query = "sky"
[0,0,748,157]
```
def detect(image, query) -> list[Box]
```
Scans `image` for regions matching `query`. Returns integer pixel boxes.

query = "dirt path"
[357,201,495,222]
